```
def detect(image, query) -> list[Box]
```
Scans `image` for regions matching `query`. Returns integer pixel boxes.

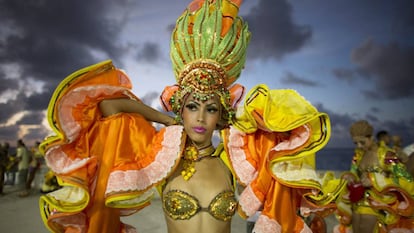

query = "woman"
[39,1,344,232]
[334,120,414,233]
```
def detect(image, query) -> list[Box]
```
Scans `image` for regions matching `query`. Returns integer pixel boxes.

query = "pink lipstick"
[193,126,206,133]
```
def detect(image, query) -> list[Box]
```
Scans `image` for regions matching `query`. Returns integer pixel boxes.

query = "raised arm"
[99,98,176,126]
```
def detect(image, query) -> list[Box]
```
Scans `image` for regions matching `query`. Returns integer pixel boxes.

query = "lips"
[193,126,206,133]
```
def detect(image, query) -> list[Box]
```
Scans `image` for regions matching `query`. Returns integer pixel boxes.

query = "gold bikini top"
[162,189,237,221]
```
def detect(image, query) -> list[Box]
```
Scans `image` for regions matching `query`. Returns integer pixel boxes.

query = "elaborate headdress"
[161,0,250,126]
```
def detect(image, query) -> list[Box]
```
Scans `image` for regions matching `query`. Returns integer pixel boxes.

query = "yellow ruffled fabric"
[335,146,414,233]
[226,84,345,233]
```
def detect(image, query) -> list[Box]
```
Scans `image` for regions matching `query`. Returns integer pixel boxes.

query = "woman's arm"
[99,98,176,126]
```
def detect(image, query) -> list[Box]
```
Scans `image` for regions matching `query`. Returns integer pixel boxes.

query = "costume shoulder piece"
[40,60,134,154]
[224,84,346,233]
[38,60,187,232]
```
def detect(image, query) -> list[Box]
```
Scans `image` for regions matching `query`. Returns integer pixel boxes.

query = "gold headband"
[179,59,226,94]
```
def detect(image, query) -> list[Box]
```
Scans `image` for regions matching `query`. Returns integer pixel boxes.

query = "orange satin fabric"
[40,61,172,233]
[231,130,309,233]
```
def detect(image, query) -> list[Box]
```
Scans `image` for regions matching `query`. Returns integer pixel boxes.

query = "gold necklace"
[181,144,215,181]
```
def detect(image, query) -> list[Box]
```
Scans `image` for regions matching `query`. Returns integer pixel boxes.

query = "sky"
[0,0,413,149]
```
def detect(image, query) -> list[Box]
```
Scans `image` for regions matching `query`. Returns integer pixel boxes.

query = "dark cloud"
[332,38,414,100]
[280,71,318,87]
[331,68,357,84]
[23,126,50,144]
[389,1,414,40]
[0,0,138,143]
[0,93,27,123]
[316,102,414,148]
[0,0,132,83]
[0,72,19,93]
[136,42,162,63]
[243,0,312,60]
[351,39,414,100]
[0,125,19,144]
[16,111,44,125]
[24,91,52,111]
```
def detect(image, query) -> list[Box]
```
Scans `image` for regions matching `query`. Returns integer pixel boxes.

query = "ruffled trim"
[40,60,133,155]
[252,214,282,233]
[238,185,262,218]
[272,124,309,152]
[59,85,132,142]
[272,163,320,184]
[106,125,184,194]
[45,146,94,175]
[227,126,257,185]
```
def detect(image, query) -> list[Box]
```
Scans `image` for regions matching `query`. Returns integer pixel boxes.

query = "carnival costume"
[334,125,414,233]
[39,1,345,232]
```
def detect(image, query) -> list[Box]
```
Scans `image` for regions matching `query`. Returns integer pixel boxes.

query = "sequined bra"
[162,190,237,221]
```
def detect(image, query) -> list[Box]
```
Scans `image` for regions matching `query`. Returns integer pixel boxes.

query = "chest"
[164,157,233,206]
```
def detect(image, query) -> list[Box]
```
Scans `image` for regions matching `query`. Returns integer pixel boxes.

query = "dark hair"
[376,130,389,141]
[17,139,25,147]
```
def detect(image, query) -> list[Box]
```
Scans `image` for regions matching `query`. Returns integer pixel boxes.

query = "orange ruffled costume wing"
[223,84,347,233]
[39,60,185,233]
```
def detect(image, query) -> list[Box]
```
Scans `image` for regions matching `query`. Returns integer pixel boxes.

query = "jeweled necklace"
[181,143,215,181]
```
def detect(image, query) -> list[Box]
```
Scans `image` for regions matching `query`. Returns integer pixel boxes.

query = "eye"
[207,106,219,113]
[185,103,198,111]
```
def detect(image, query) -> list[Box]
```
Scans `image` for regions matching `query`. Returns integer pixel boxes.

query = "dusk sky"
[0,0,413,149]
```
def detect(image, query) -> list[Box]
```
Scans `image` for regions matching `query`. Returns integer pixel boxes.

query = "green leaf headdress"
[161,0,250,127]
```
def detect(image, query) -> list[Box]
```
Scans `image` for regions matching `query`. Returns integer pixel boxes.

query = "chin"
[188,135,209,146]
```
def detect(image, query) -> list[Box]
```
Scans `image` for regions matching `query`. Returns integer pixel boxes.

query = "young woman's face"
[352,135,374,151]
[181,94,221,148]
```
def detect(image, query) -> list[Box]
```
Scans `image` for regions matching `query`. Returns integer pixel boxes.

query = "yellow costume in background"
[335,141,414,232]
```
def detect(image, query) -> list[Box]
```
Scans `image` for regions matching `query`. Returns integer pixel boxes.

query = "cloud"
[348,39,414,100]
[316,101,414,148]
[0,0,131,81]
[0,125,19,143]
[280,71,318,87]
[0,0,139,143]
[136,42,162,63]
[353,39,414,99]
[243,0,312,60]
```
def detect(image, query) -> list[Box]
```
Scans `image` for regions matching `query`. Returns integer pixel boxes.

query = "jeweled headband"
[161,0,250,125]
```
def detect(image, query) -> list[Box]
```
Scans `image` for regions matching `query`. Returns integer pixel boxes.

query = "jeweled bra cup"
[162,189,237,221]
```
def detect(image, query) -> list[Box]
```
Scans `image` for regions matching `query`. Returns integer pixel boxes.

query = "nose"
[197,110,205,123]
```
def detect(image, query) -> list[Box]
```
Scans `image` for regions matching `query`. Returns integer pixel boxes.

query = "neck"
[184,143,215,161]
[198,144,215,157]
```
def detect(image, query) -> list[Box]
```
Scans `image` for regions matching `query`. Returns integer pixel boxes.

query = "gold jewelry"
[181,144,216,181]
